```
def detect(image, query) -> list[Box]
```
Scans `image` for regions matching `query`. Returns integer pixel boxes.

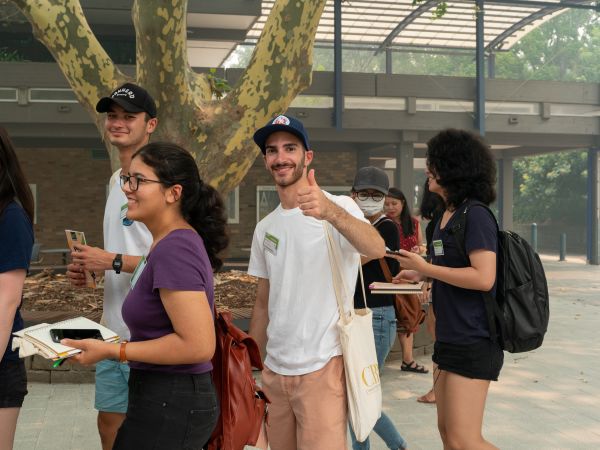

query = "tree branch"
[10,0,126,113]
[199,0,327,192]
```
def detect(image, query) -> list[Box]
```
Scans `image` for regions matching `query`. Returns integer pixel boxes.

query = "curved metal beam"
[375,0,440,55]
[486,0,596,52]
[485,6,561,52]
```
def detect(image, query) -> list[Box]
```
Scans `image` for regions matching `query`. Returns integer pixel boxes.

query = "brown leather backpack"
[378,258,426,335]
[206,309,268,450]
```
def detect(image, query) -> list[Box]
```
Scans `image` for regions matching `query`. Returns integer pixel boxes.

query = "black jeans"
[113,369,218,450]
[0,359,27,408]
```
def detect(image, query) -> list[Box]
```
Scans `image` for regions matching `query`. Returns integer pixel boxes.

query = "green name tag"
[433,239,444,256]
[263,232,279,255]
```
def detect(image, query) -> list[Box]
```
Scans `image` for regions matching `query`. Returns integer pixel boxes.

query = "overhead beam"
[485,0,599,11]
[374,0,440,55]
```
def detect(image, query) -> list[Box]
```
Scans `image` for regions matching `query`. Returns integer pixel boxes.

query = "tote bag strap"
[323,222,367,325]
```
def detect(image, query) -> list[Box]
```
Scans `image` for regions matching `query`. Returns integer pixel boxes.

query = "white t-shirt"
[248,192,366,376]
[102,170,152,341]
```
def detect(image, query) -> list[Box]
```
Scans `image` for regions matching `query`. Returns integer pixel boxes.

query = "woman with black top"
[392,129,502,450]
[0,127,34,449]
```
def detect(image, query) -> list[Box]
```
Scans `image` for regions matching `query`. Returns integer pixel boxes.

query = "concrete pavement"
[13,257,600,449]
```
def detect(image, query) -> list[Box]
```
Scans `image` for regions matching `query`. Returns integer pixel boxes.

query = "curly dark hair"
[426,129,496,208]
[387,187,414,237]
[133,142,229,271]
[419,180,443,221]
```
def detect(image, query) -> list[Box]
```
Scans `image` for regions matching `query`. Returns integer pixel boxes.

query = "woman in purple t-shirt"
[392,129,502,450]
[66,142,228,449]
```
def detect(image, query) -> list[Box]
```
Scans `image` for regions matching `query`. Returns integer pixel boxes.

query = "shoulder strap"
[374,216,399,282]
[448,200,500,343]
[323,222,367,324]
[378,258,393,283]
[373,215,393,229]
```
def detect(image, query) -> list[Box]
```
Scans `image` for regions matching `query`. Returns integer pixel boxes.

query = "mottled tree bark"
[10,0,326,192]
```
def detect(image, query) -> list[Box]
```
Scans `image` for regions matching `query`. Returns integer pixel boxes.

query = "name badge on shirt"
[432,239,444,256]
[120,204,134,226]
[263,232,279,256]
[130,255,147,288]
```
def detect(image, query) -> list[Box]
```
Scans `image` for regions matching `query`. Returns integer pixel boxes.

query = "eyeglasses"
[356,191,385,202]
[119,174,163,192]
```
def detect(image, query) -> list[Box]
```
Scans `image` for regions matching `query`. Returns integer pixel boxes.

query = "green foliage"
[495,10,600,82]
[412,0,448,20]
[0,47,22,61]
[513,150,588,224]
[206,68,232,99]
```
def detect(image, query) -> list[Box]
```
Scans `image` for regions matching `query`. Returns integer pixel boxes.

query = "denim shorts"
[113,369,219,450]
[0,359,28,408]
[95,359,130,413]
[433,339,504,381]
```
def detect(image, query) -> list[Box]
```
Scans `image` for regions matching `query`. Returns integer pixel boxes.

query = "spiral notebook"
[14,317,119,360]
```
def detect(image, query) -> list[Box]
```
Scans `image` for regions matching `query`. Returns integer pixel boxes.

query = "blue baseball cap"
[253,115,310,154]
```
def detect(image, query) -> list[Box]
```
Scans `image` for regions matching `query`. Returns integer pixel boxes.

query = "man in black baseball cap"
[96,82,157,118]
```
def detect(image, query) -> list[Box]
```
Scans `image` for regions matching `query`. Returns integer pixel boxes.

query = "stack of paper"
[13,317,119,360]
[369,281,424,294]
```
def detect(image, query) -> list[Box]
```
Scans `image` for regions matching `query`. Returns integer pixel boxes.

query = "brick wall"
[17,147,111,265]
[16,147,359,263]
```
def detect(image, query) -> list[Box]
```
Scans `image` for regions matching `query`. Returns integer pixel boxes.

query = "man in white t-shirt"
[248,115,386,449]
[65,83,156,450]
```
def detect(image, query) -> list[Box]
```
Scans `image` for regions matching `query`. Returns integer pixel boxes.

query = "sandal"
[401,360,429,374]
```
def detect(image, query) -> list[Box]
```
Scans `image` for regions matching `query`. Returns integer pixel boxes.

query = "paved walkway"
[13,257,600,449]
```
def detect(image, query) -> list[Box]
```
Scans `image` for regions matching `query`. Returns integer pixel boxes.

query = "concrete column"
[394,142,415,211]
[498,157,513,230]
[587,148,599,264]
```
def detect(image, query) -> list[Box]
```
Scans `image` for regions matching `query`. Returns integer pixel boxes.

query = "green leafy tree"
[513,151,588,224]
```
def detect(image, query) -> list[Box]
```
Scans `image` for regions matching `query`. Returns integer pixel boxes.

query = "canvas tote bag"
[323,222,382,442]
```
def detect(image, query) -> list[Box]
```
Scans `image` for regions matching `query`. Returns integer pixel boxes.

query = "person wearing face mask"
[349,166,409,450]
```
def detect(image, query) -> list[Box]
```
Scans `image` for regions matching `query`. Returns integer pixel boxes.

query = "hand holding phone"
[50,328,103,343]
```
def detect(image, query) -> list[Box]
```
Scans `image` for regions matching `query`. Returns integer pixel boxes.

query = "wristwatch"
[112,253,123,274]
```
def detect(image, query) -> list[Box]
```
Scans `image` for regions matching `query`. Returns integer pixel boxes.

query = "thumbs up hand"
[297,169,334,220]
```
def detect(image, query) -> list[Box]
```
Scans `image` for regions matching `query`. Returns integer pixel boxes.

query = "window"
[0,88,17,102]
[256,185,351,222]
[225,187,239,224]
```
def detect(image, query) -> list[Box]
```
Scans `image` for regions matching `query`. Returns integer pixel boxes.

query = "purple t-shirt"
[431,204,497,345]
[121,229,214,374]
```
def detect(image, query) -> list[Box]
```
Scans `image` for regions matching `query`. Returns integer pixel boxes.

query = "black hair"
[133,142,229,271]
[419,180,444,221]
[426,128,496,209]
[0,126,34,222]
[387,187,414,237]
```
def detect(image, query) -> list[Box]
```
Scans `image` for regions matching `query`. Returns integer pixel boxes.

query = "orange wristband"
[119,341,128,363]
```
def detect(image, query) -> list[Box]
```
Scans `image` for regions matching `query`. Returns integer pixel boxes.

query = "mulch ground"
[22,269,257,312]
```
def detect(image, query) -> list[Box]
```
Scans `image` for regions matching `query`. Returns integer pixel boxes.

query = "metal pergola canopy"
[245,0,598,53]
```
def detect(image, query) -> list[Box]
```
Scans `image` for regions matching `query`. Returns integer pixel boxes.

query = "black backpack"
[449,201,550,353]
